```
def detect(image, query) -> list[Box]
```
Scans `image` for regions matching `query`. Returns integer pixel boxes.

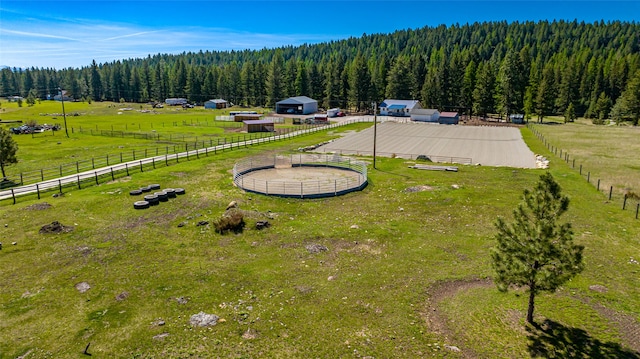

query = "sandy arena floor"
[237,166,365,196]
[318,121,537,168]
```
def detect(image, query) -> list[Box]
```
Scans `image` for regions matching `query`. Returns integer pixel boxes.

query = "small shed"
[234,113,262,122]
[314,114,328,122]
[244,119,274,133]
[438,112,459,125]
[165,98,188,106]
[327,108,340,117]
[509,114,525,124]
[380,99,422,117]
[205,99,228,109]
[410,109,440,122]
[276,96,318,115]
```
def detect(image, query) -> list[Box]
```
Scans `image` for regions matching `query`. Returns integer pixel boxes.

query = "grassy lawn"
[0,111,638,358]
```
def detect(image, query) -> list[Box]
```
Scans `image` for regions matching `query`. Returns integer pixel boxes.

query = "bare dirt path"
[422,278,494,358]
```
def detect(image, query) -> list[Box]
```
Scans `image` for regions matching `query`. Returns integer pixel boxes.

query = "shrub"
[214,209,245,234]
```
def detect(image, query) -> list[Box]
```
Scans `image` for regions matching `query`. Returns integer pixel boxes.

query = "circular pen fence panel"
[233,154,368,198]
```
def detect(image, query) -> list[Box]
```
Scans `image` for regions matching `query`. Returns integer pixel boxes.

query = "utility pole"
[59,87,69,138]
[372,101,377,169]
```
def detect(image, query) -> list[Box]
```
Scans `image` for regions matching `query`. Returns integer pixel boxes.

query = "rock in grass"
[444,344,461,352]
[226,201,238,210]
[75,282,91,293]
[190,312,220,327]
[306,243,328,254]
[153,332,169,340]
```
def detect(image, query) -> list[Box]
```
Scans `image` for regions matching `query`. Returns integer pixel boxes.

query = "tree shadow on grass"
[527,319,640,359]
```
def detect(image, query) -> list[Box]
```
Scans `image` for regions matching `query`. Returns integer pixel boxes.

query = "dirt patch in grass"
[107,176,131,184]
[39,221,74,234]
[422,278,494,359]
[405,185,434,193]
[574,295,640,352]
[24,202,52,210]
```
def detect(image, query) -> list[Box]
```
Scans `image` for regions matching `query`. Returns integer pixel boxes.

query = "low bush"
[214,209,245,234]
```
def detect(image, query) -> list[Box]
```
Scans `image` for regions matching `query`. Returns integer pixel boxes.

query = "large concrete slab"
[318,122,537,168]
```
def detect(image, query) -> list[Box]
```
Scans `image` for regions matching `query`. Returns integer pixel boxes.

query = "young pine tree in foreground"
[492,172,584,324]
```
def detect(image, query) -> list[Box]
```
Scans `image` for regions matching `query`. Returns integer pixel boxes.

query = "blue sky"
[1,1,639,69]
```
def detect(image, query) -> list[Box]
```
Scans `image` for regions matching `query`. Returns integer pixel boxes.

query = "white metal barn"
[379,99,421,117]
[204,99,228,109]
[276,96,318,115]
[410,108,440,122]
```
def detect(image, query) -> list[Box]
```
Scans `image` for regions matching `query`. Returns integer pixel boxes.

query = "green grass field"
[0,105,638,358]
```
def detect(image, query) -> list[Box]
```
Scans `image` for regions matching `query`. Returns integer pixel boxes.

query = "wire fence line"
[528,123,640,219]
[0,118,372,205]
[233,154,368,198]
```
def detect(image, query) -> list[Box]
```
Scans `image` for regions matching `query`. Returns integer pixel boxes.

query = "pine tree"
[472,61,496,118]
[348,53,371,111]
[619,70,640,125]
[385,55,412,99]
[492,172,584,324]
[266,51,285,107]
[89,60,102,101]
[0,127,19,179]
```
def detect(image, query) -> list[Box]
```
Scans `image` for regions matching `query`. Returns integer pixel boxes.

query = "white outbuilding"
[410,108,440,122]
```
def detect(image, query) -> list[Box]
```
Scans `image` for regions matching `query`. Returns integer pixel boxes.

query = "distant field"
[531,118,640,197]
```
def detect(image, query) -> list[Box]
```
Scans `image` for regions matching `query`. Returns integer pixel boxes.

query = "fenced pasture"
[0,100,340,182]
[530,120,640,195]
[530,121,640,218]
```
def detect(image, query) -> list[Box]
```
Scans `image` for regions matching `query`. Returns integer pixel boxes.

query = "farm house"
[243,119,274,133]
[410,108,440,122]
[379,99,421,117]
[204,99,228,109]
[438,112,459,124]
[276,96,318,115]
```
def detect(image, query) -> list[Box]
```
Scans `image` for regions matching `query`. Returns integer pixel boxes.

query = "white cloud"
[0,19,341,69]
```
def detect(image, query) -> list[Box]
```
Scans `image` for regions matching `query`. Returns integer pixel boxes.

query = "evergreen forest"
[2,20,640,123]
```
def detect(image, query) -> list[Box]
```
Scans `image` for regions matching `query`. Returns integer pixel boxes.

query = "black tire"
[149,184,161,190]
[174,188,186,195]
[140,186,151,193]
[144,194,159,205]
[164,188,176,198]
[129,189,142,196]
[133,201,150,209]
[155,191,168,202]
